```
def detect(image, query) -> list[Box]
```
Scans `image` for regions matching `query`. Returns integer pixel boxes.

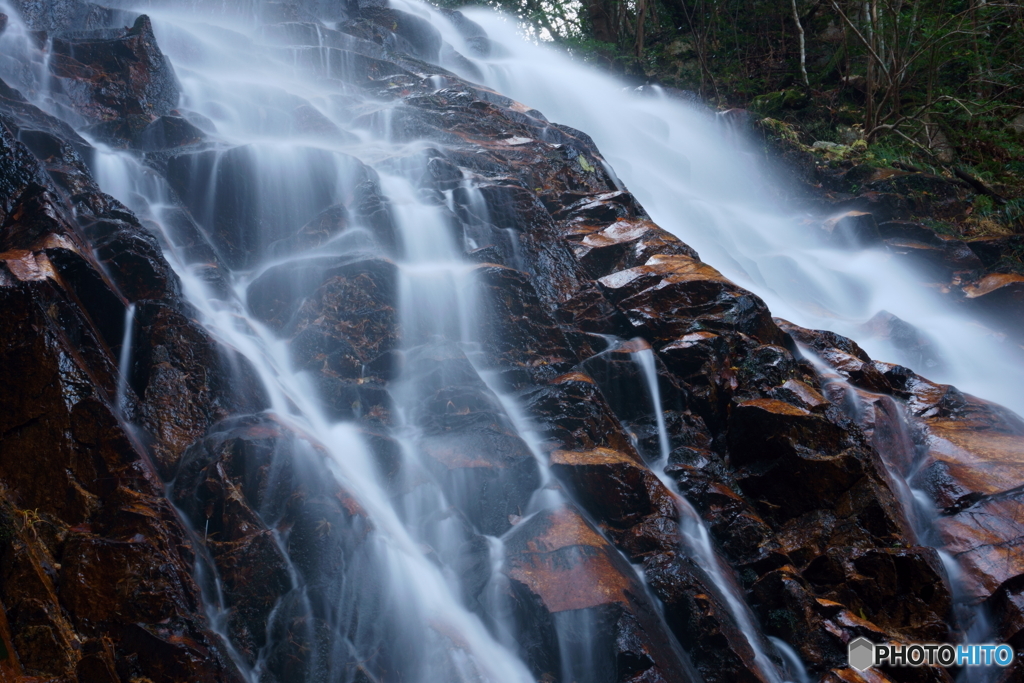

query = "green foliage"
[974,194,996,215]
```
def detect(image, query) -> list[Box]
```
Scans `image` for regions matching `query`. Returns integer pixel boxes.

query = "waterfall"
[441,8,1024,417]
[1,0,1017,681]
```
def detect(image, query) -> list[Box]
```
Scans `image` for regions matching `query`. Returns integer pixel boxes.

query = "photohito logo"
[848,638,1015,671]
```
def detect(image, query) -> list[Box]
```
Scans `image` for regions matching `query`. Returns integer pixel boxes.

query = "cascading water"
[431,8,1024,417]
[1,0,1018,681]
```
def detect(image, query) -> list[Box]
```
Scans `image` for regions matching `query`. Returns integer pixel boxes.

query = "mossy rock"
[751,88,810,116]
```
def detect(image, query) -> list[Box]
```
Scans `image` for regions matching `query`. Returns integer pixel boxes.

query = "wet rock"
[174,417,301,662]
[860,310,944,372]
[966,234,1024,268]
[173,414,392,674]
[353,7,442,62]
[419,429,539,536]
[598,254,786,347]
[474,263,578,383]
[819,211,881,248]
[961,272,1024,341]
[134,114,206,151]
[7,0,135,32]
[50,16,180,143]
[549,448,671,529]
[165,144,351,268]
[665,455,780,568]
[777,319,893,393]
[878,221,984,282]
[803,546,952,642]
[0,266,244,681]
[748,566,847,672]
[728,397,911,552]
[269,204,351,256]
[406,343,541,536]
[918,416,1024,602]
[251,257,399,426]
[773,378,830,412]
[519,371,636,454]
[503,506,699,683]
[78,213,182,302]
[644,552,771,683]
[772,317,1024,614]
[570,218,700,279]
[132,302,267,479]
[288,43,417,84]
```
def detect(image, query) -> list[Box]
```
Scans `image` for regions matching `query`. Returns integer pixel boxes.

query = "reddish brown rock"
[0,271,242,682]
[598,254,785,347]
[549,448,660,522]
[49,16,181,145]
[780,319,1024,610]
[502,506,699,683]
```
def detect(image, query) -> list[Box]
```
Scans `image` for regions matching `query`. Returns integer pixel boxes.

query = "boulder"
[598,254,786,347]
[502,506,699,683]
[49,16,180,143]
[961,272,1024,342]
[819,211,881,248]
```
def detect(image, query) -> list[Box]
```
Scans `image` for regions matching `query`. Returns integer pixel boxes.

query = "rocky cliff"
[0,1,1022,682]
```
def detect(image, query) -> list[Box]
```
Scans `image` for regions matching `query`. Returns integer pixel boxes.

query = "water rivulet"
[0,1,1022,682]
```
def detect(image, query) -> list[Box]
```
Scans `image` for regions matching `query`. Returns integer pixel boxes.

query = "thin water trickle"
[630,346,792,683]
[796,342,999,677]
[116,303,136,415]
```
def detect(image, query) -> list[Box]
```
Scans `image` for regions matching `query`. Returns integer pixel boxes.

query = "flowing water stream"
[1,0,1016,681]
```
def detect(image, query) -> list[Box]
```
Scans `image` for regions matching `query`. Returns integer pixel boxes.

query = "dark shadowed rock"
[50,16,180,144]
[644,552,771,683]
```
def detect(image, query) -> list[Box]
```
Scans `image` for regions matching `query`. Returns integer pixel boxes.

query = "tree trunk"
[635,0,648,58]
[585,0,616,44]
[791,0,810,85]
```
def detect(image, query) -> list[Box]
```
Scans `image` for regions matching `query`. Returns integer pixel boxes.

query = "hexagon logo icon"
[848,637,875,672]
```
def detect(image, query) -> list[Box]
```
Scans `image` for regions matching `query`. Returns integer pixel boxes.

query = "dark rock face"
[50,15,181,145]
[0,86,247,680]
[1,3,1022,683]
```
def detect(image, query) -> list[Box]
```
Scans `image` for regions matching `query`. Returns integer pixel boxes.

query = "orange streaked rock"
[505,506,630,613]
